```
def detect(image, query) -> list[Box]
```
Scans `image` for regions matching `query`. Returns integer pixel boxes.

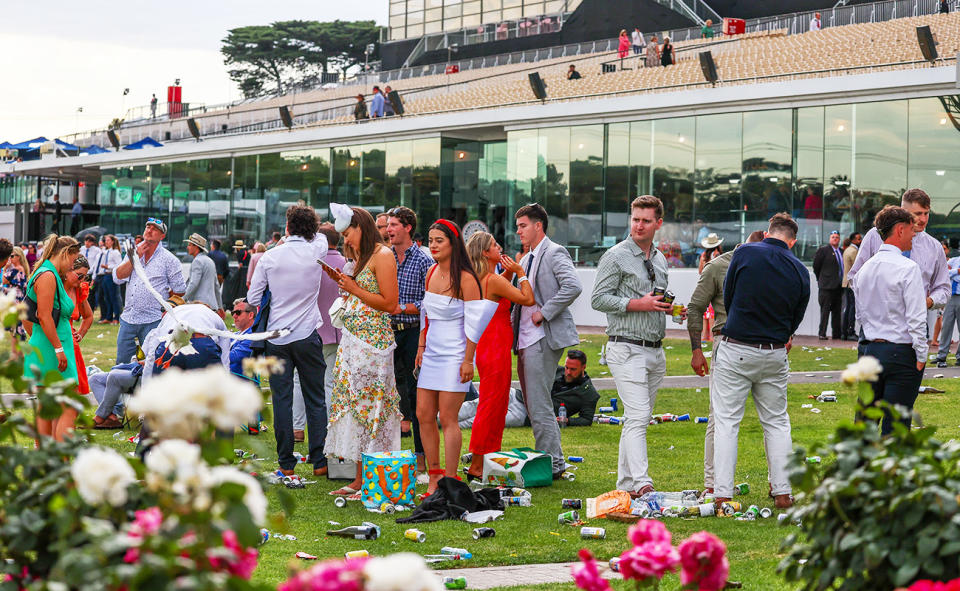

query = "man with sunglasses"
[592,195,683,498]
[113,217,186,365]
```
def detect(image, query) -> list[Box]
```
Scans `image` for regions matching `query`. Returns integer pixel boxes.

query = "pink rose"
[128,507,163,538]
[277,558,366,591]
[123,548,140,564]
[571,548,612,591]
[619,541,680,581]
[678,531,729,591]
[628,519,672,547]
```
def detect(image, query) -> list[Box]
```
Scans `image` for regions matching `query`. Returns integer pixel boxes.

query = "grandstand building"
[0,0,957,333]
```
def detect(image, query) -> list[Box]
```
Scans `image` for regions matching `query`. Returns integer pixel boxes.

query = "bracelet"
[518,276,529,284]
[54,347,64,354]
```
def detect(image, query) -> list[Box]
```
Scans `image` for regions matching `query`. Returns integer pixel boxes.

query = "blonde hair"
[465,231,496,279]
[11,247,30,276]
[255,243,266,253]
[32,234,79,279]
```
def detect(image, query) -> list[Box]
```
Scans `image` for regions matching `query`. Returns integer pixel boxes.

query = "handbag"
[328,296,346,329]
[360,450,416,508]
[481,447,554,488]
[24,270,62,327]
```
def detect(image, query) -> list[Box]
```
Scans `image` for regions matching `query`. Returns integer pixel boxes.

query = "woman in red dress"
[64,256,94,404]
[463,232,536,481]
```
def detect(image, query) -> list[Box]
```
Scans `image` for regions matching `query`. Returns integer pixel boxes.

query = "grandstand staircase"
[651,0,722,26]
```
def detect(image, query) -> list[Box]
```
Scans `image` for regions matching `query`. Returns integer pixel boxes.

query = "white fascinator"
[329,203,354,232]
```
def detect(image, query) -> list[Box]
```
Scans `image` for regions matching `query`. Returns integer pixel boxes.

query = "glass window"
[483,0,501,8]
[652,117,696,267]
[851,100,907,234]
[507,129,540,253]
[444,3,462,17]
[408,0,424,9]
[523,0,544,16]
[545,0,563,12]
[426,0,443,6]
[693,112,742,255]
[359,143,386,210]
[482,10,502,23]
[390,1,407,15]
[412,138,441,225]
[568,125,603,263]
[408,10,424,24]
[604,122,631,245]
[463,13,481,26]
[425,20,443,33]
[539,127,570,247]
[742,109,792,234]
[910,97,960,236]
[385,140,414,208]
[503,0,521,6]
[390,15,406,28]
[463,0,481,14]
[426,7,443,20]
[407,23,424,36]
[502,6,521,19]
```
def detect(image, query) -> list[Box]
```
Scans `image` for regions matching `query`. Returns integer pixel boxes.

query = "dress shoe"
[629,484,655,499]
[774,494,793,509]
[938,360,948,368]
[313,466,328,477]
[279,468,296,477]
[293,429,305,443]
[818,335,828,340]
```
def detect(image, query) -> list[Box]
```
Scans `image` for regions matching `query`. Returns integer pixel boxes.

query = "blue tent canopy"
[54,138,79,151]
[0,142,11,149]
[81,145,110,155]
[123,137,163,150]
[9,137,49,150]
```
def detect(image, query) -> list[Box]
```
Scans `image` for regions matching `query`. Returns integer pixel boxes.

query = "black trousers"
[393,325,424,455]
[818,287,843,339]
[266,332,328,471]
[858,341,924,435]
[841,287,856,338]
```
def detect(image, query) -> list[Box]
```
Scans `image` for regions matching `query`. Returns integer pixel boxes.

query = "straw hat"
[233,239,248,250]
[183,233,208,252]
[700,232,724,249]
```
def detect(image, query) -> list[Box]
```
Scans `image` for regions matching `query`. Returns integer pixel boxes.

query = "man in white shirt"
[810,12,822,31]
[631,28,645,54]
[80,234,102,311]
[850,205,927,435]
[247,204,330,477]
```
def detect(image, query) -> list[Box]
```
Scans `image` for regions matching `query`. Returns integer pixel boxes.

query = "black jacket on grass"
[550,367,599,426]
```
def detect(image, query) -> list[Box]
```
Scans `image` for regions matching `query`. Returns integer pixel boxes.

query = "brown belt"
[721,336,785,350]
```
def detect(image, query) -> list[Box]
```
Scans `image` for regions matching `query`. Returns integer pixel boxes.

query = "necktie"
[834,248,843,281]
[524,252,534,277]
[902,250,912,259]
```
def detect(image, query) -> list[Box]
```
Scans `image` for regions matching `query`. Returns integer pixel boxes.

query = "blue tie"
[903,250,912,259]
[834,248,843,281]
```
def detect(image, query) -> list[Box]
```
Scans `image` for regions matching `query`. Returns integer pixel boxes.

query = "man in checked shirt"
[386,206,433,475]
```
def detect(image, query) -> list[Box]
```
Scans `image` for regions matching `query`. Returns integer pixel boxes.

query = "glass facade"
[44,94,959,263]
[388,0,581,40]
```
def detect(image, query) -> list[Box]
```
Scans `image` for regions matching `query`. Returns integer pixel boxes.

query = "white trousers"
[711,339,792,498]
[293,343,339,430]
[704,371,715,489]
[605,341,666,492]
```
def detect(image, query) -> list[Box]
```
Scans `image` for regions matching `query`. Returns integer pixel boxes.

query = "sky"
[0,1,387,143]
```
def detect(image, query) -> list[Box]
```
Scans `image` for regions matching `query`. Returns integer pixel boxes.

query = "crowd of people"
[11,184,941,510]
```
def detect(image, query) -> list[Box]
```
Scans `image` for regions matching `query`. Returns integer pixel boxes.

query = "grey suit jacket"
[185,252,223,311]
[512,236,583,352]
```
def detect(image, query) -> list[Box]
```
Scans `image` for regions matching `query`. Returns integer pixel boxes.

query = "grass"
[74,376,960,588]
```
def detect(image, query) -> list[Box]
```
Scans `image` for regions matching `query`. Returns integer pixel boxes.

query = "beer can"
[443,577,468,590]
[746,505,760,519]
[653,287,666,298]
[344,550,369,559]
[460,453,473,464]
[777,513,789,523]
[671,303,684,323]
[472,527,496,539]
[721,501,741,516]
[806,456,822,464]
[562,498,583,509]
[580,527,606,539]
[759,507,773,519]
[698,503,715,517]
[609,557,621,572]
[598,406,614,413]
[404,528,426,543]
[608,417,621,425]
[662,290,675,304]
[695,416,709,423]
[334,496,347,508]
[562,472,576,481]
[735,483,750,495]
[380,503,396,514]
[676,414,690,421]
[567,456,584,463]
[558,510,580,525]
[610,397,618,411]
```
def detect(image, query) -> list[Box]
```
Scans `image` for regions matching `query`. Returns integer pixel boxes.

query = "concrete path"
[434,561,611,589]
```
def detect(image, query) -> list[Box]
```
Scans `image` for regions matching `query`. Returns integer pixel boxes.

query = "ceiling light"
[936,170,946,176]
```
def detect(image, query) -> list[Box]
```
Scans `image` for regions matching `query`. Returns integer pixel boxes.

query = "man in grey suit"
[512,203,583,477]
[183,233,224,315]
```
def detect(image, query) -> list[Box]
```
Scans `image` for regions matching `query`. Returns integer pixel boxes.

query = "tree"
[220,20,380,99]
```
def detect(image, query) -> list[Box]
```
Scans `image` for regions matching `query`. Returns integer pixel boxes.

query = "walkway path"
[433,561,609,589]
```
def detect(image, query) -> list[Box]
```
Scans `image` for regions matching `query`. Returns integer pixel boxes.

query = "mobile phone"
[317,259,342,278]
[413,366,421,379]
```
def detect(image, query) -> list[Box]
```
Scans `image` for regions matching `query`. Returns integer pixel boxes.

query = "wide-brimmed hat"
[183,233,208,252]
[700,232,724,249]
[233,239,248,250]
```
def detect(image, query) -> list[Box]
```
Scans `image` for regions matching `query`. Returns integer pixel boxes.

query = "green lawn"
[76,377,960,588]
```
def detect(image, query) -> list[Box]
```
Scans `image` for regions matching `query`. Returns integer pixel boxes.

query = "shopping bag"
[361,450,416,508]
[481,447,553,488]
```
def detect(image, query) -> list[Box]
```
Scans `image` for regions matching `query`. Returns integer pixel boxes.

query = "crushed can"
[746,505,760,519]
[806,456,822,464]
[609,557,621,572]
[460,453,473,464]
[562,498,583,509]
[698,503,715,517]
[404,528,426,543]
[695,416,709,423]
[562,472,576,481]
[334,496,348,508]
[558,510,580,525]
[735,483,750,495]
[379,503,396,514]
[473,527,496,539]
[443,577,468,590]
[721,502,741,516]
[344,550,369,559]
[580,527,606,539]
[610,397,618,411]
[759,507,773,519]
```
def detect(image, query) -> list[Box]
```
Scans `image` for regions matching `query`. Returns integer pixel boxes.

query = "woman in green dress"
[23,234,81,441]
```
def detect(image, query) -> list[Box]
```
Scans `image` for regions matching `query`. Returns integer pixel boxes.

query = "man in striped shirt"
[591,195,684,498]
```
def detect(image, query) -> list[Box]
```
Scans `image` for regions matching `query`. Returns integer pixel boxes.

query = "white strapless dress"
[417,292,497,393]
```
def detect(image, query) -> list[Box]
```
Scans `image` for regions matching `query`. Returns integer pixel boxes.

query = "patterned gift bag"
[361,450,416,509]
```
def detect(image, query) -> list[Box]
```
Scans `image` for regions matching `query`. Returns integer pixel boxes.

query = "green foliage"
[778,397,960,590]
[221,20,379,98]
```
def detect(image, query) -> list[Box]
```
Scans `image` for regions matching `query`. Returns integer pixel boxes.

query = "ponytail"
[465,231,495,279]
[31,234,79,280]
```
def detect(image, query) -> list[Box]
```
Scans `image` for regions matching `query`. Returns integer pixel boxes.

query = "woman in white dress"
[324,205,401,499]
[415,219,492,495]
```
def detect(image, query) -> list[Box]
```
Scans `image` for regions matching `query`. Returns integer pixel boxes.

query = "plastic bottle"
[558,403,568,428]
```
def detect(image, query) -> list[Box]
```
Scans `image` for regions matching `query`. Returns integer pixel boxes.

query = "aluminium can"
[344,550,369,559]
[558,510,580,525]
[734,483,750,495]
[562,498,583,509]
[472,527,496,539]
[580,527,606,539]
[443,577,468,590]
[404,528,426,543]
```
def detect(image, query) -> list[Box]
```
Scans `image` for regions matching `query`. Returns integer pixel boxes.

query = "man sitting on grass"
[550,349,599,426]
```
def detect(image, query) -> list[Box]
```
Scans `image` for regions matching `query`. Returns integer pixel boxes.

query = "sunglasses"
[231,308,251,316]
[643,258,656,283]
[146,217,165,227]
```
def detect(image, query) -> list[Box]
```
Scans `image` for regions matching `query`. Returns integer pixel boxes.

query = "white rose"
[841,355,883,385]
[209,466,267,525]
[71,447,137,507]
[364,553,444,591]
[145,439,212,498]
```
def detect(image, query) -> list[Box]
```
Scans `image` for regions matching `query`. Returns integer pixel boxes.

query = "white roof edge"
[3,66,955,176]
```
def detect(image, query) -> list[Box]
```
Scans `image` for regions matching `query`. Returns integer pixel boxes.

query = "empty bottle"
[558,403,568,428]
[326,524,379,540]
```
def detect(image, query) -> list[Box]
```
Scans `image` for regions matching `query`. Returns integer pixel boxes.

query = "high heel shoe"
[417,469,445,502]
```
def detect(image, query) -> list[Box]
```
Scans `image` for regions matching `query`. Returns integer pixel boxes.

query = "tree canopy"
[221,20,380,99]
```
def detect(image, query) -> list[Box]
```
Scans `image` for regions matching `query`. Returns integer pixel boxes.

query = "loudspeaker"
[186,118,201,141]
[387,90,405,116]
[279,105,293,129]
[106,130,120,151]
[602,63,616,74]
[917,25,938,63]
[699,51,719,84]
[164,131,171,141]
[528,72,547,101]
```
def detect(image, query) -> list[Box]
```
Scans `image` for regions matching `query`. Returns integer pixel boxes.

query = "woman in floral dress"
[324,205,401,499]
[3,246,31,340]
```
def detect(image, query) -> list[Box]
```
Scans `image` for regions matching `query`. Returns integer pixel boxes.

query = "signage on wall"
[462,219,489,241]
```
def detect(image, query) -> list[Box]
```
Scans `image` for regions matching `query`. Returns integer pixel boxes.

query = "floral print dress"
[324,265,401,462]
[4,267,27,340]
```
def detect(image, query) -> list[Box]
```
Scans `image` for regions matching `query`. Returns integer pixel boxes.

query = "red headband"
[434,219,460,238]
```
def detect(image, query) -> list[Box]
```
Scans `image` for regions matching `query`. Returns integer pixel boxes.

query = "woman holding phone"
[463,231,535,481]
[324,205,401,499]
